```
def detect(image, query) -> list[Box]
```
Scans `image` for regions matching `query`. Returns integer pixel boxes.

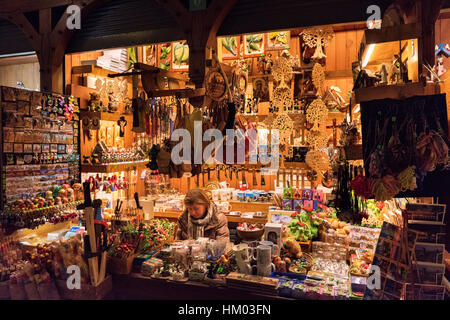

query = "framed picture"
[23,143,33,153]
[57,144,66,154]
[243,34,265,57]
[252,77,270,102]
[4,142,13,153]
[220,36,240,60]
[14,143,23,153]
[157,43,172,71]
[50,144,58,153]
[266,31,290,50]
[42,144,50,153]
[33,144,41,153]
[143,44,157,66]
[171,41,189,71]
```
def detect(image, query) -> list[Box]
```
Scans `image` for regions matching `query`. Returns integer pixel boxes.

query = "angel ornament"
[301,26,334,60]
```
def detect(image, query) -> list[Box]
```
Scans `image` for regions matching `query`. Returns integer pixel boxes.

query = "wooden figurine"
[264,53,273,74]
[88,92,101,112]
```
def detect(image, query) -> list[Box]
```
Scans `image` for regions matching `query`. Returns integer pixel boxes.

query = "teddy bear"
[284,238,303,259]
[273,256,287,273]
[281,226,303,259]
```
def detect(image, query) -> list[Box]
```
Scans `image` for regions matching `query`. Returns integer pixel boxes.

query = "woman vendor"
[176,189,230,242]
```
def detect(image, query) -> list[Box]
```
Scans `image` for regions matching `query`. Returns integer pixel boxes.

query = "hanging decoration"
[300,26,334,60]
[271,55,293,110]
[272,55,292,84]
[307,130,328,149]
[353,94,450,201]
[305,149,329,176]
[306,98,328,130]
[95,77,128,101]
[312,62,325,96]
[273,113,293,132]
[272,86,292,111]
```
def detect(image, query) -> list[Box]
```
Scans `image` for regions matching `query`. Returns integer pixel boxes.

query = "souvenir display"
[0,4,448,302]
[1,87,81,230]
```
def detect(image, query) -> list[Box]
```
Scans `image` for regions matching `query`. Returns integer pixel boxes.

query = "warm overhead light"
[362,43,375,67]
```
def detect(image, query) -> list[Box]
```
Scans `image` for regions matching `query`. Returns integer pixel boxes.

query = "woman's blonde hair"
[184,188,211,207]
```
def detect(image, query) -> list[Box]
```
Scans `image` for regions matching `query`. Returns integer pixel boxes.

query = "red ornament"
[376,201,385,210]
[350,175,373,199]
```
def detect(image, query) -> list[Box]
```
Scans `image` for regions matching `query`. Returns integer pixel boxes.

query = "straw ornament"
[312,63,325,96]
[306,98,328,130]
[305,149,329,176]
[307,130,328,149]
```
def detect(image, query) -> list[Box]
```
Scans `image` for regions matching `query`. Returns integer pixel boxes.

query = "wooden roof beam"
[0,0,72,14]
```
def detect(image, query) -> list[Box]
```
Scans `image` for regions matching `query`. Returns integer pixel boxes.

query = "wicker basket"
[107,254,135,275]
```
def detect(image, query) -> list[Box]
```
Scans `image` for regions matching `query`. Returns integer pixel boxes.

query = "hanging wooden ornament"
[272,55,292,84]
[312,63,325,96]
[305,149,329,177]
[306,98,328,130]
[301,26,334,60]
[272,86,292,110]
[307,130,328,149]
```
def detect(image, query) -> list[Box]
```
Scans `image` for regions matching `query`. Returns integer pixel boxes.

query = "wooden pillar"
[155,0,237,106]
[1,0,110,93]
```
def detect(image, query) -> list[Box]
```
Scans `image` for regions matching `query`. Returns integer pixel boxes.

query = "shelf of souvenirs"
[238,111,345,123]
[80,110,133,122]
[2,200,83,215]
[353,81,441,104]
[152,209,268,224]
[101,209,268,225]
[81,159,149,173]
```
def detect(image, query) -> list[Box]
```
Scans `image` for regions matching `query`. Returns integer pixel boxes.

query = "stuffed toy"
[283,238,303,259]
[72,183,84,201]
[281,226,303,259]
[273,256,287,273]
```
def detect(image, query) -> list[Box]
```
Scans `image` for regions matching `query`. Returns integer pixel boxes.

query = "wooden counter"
[111,273,290,300]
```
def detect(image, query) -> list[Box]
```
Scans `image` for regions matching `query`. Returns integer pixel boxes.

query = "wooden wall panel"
[0,62,40,90]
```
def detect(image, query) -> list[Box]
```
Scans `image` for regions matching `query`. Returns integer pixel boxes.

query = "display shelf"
[361,23,421,48]
[72,64,117,77]
[354,82,440,104]
[240,112,343,123]
[229,200,272,213]
[282,161,309,170]
[146,88,206,98]
[134,63,189,82]
[81,160,149,173]
[80,110,133,122]
[153,210,268,224]
[408,220,446,226]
